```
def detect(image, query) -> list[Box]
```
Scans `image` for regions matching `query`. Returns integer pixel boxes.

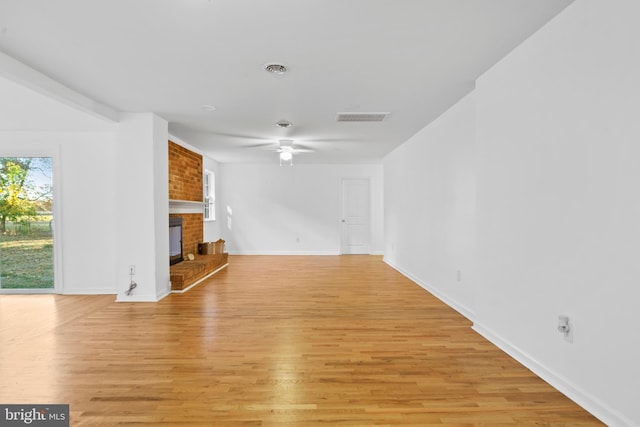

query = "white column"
[115,113,169,302]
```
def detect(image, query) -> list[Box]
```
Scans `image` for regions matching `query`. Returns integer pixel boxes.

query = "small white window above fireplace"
[204,170,215,221]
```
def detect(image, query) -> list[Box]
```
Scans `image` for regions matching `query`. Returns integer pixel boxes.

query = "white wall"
[152,115,170,299]
[220,163,383,255]
[0,132,118,294]
[473,1,640,425]
[115,113,170,302]
[384,92,476,319]
[1,115,171,301]
[384,1,640,425]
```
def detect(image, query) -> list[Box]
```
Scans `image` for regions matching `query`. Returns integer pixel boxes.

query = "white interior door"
[340,178,371,254]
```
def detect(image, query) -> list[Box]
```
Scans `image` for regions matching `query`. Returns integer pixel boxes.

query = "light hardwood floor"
[0,255,603,426]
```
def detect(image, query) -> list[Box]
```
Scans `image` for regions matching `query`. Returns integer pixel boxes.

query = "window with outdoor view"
[0,157,54,291]
[204,169,215,221]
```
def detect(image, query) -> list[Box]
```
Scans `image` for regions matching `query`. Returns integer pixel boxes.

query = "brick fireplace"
[168,140,203,258]
[168,140,228,291]
[169,141,203,202]
[169,213,203,257]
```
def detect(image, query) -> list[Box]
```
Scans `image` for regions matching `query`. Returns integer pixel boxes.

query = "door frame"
[0,147,63,294]
[339,177,372,255]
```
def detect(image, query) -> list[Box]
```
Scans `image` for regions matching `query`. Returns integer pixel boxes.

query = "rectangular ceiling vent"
[336,112,389,122]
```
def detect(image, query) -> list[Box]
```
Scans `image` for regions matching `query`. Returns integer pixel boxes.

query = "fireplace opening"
[169,217,183,265]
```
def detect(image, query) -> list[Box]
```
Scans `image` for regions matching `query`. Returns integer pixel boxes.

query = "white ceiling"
[0,0,574,163]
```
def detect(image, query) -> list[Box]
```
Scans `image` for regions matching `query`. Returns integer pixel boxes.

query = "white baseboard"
[383,257,476,321]
[62,288,116,295]
[228,251,340,256]
[155,288,171,301]
[472,322,637,427]
[115,292,164,302]
[384,257,635,426]
[113,284,172,302]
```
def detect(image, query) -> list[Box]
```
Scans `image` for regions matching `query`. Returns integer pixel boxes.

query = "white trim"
[115,288,171,302]
[203,169,215,221]
[472,322,637,427]
[155,288,171,301]
[383,256,634,426]
[0,148,63,295]
[0,288,56,295]
[52,146,64,294]
[61,288,116,295]
[171,263,228,294]
[169,200,203,205]
[169,200,204,215]
[383,257,476,322]
[115,293,164,302]
[228,251,340,256]
[0,50,118,123]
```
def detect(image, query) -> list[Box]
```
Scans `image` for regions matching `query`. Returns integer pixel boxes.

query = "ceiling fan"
[275,140,315,166]
[247,139,315,165]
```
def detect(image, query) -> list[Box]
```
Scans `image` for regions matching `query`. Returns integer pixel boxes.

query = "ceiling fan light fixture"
[280,151,293,161]
[279,150,293,166]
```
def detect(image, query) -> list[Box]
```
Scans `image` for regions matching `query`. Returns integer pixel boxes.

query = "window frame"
[203,169,215,221]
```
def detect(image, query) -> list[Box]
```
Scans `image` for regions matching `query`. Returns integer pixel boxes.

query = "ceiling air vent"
[264,63,288,74]
[275,120,293,128]
[336,112,389,122]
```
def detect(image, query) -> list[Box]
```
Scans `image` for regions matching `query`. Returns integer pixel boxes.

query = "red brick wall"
[170,213,203,256]
[168,140,203,202]
[168,141,204,260]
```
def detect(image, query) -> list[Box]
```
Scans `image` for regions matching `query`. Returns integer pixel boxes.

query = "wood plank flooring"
[0,255,603,426]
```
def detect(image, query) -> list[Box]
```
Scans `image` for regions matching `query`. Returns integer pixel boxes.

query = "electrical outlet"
[558,315,573,343]
[457,270,461,282]
[129,265,136,275]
